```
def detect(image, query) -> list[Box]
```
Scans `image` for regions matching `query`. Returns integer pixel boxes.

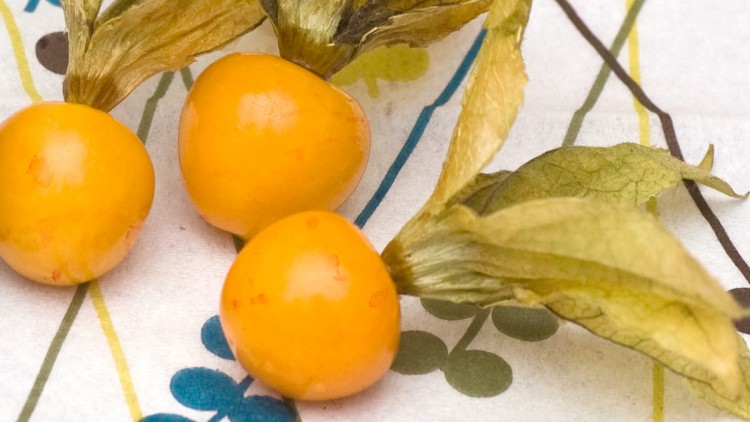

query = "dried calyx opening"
[261,0,493,80]
[63,0,266,112]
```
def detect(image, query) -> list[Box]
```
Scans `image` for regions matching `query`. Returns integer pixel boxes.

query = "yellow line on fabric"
[625,1,664,420]
[2,4,137,418]
[0,0,43,103]
[652,362,665,421]
[89,280,143,421]
[626,0,651,147]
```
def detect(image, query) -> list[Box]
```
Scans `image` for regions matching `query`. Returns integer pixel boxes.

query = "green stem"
[451,308,490,354]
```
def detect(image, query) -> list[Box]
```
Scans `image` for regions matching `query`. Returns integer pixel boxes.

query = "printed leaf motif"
[145,317,295,421]
[140,414,195,422]
[491,305,558,342]
[170,368,242,411]
[391,330,448,375]
[421,298,479,320]
[332,44,429,97]
[228,396,295,422]
[201,315,235,360]
[63,0,265,111]
[383,198,745,398]
[456,143,746,215]
[443,349,512,397]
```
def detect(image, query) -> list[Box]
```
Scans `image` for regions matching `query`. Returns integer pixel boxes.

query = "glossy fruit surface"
[0,102,155,285]
[179,53,371,239]
[220,211,400,400]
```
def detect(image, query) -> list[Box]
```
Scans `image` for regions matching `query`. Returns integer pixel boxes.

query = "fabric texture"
[1,0,749,421]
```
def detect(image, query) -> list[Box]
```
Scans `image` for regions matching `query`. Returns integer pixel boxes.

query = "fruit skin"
[0,102,155,285]
[220,211,400,401]
[179,53,370,239]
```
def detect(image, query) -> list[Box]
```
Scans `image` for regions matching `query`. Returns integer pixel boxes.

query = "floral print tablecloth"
[2,0,749,421]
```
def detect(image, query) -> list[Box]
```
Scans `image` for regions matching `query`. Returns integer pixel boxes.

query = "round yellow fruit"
[179,53,370,239]
[0,102,155,285]
[220,211,400,400]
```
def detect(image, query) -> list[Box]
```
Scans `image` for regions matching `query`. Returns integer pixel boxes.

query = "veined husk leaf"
[426,0,530,210]
[63,0,266,111]
[379,0,750,417]
[699,144,715,171]
[690,337,750,420]
[382,198,745,397]
[261,0,493,78]
[451,143,747,215]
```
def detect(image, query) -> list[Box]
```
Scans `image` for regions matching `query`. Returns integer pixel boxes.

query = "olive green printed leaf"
[454,143,747,215]
[64,0,266,111]
[331,44,429,97]
[421,297,479,320]
[443,349,512,397]
[391,330,449,375]
[383,198,745,397]
[689,338,750,420]
[427,0,530,211]
[491,305,558,342]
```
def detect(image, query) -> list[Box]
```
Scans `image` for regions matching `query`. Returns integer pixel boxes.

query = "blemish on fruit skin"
[369,290,387,308]
[231,299,241,310]
[124,222,142,247]
[306,217,320,230]
[26,155,52,187]
[333,270,347,282]
[328,254,340,267]
[51,270,62,282]
[36,221,55,247]
[250,294,270,305]
[290,147,305,162]
[328,254,348,282]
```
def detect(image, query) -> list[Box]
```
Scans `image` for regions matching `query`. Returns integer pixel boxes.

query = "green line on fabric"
[452,309,490,354]
[17,284,89,422]
[561,0,647,147]
[180,67,194,90]
[137,72,176,142]
[17,72,176,420]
